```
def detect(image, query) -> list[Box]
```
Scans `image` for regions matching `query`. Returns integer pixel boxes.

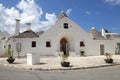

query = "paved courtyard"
[0,55,120,70]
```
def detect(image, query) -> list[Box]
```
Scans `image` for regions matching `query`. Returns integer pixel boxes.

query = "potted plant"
[60,52,70,67]
[7,45,15,63]
[80,51,85,56]
[104,53,113,63]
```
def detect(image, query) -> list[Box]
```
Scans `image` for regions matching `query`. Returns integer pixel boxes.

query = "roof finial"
[91,27,95,29]
[61,11,64,13]
[56,11,68,23]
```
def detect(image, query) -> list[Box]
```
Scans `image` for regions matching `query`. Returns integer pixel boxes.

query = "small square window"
[32,41,36,47]
[80,41,85,47]
[46,41,51,47]
[63,23,68,29]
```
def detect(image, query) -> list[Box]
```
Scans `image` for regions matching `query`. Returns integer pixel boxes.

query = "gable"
[41,13,89,37]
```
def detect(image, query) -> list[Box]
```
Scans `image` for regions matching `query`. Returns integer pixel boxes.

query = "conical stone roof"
[12,30,39,38]
[90,28,104,39]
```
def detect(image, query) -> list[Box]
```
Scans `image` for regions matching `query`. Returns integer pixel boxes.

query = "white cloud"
[66,8,72,16]
[85,11,91,15]
[0,0,57,34]
[105,0,120,5]
[40,13,57,30]
[16,0,43,23]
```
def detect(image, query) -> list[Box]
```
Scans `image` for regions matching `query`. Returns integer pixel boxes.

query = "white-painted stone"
[8,12,120,57]
[69,51,77,57]
[27,53,40,65]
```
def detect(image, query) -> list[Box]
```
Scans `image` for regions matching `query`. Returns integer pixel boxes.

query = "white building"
[0,31,12,56]
[9,11,120,57]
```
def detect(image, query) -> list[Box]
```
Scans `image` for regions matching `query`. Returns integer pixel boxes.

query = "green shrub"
[105,53,112,59]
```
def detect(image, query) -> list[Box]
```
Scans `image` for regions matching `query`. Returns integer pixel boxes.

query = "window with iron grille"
[32,41,36,47]
[80,41,85,47]
[46,41,51,47]
[63,23,68,29]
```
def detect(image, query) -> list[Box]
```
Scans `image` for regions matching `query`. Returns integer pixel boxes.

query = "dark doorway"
[60,38,68,55]
[100,45,104,55]
[116,43,120,54]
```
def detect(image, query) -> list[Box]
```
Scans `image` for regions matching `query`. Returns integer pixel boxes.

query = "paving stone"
[0,55,120,70]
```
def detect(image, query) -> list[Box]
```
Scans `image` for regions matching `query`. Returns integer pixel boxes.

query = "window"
[32,41,36,47]
[63,23,68,29]
[80,41,85,47]
[4,45,6,48]
[46,41,51,47]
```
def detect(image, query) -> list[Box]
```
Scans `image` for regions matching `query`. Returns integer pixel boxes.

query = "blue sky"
[0,0,120,34]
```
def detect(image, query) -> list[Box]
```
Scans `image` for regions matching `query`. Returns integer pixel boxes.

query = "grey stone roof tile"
[13,30,39,38]
[90,29,105,40]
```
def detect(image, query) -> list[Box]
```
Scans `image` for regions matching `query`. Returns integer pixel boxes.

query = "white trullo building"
[0,31,12,56]
[8,11,120,57]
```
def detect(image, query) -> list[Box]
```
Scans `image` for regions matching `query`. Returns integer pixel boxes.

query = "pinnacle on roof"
[91,27,95,29]
[56,11,68,22]
[60,11,68,17]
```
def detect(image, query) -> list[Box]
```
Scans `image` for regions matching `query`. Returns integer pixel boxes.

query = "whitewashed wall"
[0,40,6,56]
[9,16,119,57]
[9,38,39,57]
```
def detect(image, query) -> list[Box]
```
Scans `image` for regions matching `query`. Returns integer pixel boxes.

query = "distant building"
[0,31,12,56]
[8,11,120,57]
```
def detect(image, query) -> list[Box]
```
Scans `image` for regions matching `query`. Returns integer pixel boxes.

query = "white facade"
[0,38,6,56]
[0,31,12,56]
[9,12,120,57]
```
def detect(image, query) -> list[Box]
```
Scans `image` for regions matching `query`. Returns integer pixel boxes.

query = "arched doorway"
[60,38,69,55]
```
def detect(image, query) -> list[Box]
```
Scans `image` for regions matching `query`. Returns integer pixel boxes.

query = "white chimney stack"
[101,27,106,38]
[26,23,31,31]
[15,19,20,35]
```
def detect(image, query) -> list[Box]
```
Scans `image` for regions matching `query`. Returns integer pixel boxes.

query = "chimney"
[26,23,31,31]
[15,19,20,35]
[101,27,106,38]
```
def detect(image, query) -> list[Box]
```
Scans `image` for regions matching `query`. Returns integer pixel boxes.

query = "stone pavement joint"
[0,55,120,71]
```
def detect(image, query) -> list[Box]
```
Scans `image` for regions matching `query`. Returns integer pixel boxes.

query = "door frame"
[100,44,104,55]
[60,38,69,55]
